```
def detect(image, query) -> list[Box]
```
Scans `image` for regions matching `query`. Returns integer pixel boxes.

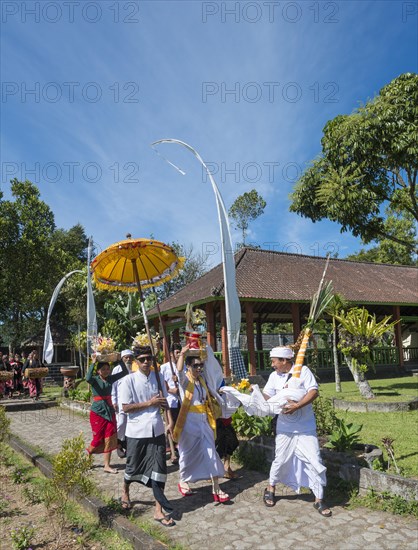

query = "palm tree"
[335,307,398,399]
[325,294,348,393]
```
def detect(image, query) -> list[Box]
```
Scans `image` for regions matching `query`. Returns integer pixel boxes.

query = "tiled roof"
[150,248,418,314]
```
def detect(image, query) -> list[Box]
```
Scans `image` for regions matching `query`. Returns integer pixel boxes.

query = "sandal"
[154,516,176,527]
[263,488,275,507]
[313,501,332,517]
[119,497,132,510]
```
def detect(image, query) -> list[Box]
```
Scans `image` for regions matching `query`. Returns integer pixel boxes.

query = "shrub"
[0,405,10,443]
[232,407,273,438]
[313,395,339,436]
[323,417,363,451]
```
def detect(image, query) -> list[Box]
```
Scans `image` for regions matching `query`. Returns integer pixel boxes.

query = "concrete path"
[6,404,418,549]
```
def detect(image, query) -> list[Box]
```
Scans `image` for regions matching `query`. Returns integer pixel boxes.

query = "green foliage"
[323,417,363,451]
[336,307,398,373]
[0,495,10,516]
[10,525,35,550]
[350,489,418,518]
[42,434,93,545]
[68,387,92,402]
[22,484,43,505]
[228,189,266,244]
[290,73,418,259]
[312,395,339,436]
[232,442,269,473]
[232,407,273,437]
[0,405,11,442]
[11,467,30,484]
[0,180,88,348]
[51,433,94,495]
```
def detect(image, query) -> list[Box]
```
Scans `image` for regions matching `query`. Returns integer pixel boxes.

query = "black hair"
[170,343,182,353]
[185,355,202,367]
[96,362,110,370]
[132,345,152,358]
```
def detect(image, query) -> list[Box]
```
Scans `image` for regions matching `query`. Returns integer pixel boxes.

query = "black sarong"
[124,433,167,486]
[215,419,239,459]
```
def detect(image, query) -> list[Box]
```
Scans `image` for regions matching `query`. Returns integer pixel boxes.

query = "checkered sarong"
[228,346,248,380]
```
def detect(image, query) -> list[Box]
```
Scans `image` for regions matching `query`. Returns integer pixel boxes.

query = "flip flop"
[154,516,176,527]
[313,502,332,517]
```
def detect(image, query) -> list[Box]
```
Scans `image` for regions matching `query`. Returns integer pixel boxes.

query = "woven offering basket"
[0,371,13,382]
[25,367,49,379]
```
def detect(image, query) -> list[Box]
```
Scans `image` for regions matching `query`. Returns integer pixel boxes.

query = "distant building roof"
[149,247,418,316]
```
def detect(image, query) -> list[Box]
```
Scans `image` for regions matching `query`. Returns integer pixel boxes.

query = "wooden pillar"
[205,302,216,350]
[256,315,264,370]
[220,301,230,377]
[172,328,180,343]
[245,302,256,375]
[291,303,301,343]
[159,316,170,362]
[393,305,404,369]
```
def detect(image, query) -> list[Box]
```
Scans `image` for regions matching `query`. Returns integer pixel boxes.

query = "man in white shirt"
[262,346,331,517]
[120,346,175,527]
[111,349,135,458]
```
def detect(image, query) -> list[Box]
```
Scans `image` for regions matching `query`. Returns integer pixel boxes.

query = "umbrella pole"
[131,260,164,395]
[151,291,180,461]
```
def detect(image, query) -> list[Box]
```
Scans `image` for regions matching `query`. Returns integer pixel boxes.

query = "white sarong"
[178,411,224,483]
[269,431,327,499]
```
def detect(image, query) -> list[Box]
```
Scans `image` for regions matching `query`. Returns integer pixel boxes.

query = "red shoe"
[213,491,230,503]
[178,483,193,497]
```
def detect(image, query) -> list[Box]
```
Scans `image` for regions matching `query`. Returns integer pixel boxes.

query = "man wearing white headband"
[112,349,136,458]
[261,346,331,517]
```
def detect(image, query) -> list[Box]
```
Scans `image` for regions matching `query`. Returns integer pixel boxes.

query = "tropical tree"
[153,242,209,301]
[325,294,349,392]
[229,189,266,245]
[290,73,418,258]
[335,307,398,399]
[0,179,88,350]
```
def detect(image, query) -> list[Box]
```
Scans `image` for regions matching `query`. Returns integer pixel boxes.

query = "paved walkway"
[6,403,418,549]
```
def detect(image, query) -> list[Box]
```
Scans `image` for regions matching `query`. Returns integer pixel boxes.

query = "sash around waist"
[189,404,207,414]
[93,395,112,403]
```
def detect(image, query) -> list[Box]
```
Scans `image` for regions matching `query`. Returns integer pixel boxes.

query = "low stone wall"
[60,398,91,414]
[242,436,418,501]
[332,397,418,412]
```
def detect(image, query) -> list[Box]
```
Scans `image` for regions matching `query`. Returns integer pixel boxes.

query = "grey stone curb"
[8,435,167,550]
[332,396,418,412]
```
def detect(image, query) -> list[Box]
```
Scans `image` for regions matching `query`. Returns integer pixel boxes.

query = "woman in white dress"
[173,346,229,503]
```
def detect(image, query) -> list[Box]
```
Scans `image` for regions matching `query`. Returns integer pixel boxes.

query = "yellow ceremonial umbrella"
[91,235,185,393]
[91,236,184,293]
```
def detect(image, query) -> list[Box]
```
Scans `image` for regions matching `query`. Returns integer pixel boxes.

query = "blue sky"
[1,0,417,266]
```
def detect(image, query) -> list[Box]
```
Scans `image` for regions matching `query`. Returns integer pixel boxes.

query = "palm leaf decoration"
[293,256,334,378]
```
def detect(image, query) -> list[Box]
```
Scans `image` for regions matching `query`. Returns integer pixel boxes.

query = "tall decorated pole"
[151,139,248,380]
[86,236,98,374]
[292,255,333,379]
[43,270,83,364]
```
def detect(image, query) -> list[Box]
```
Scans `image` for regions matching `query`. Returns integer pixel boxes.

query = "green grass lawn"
[319,376,418,478]
[319,376,418,402]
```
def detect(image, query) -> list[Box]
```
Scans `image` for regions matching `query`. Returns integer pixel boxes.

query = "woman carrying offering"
[174,345,229,503]
[86,353,129,473]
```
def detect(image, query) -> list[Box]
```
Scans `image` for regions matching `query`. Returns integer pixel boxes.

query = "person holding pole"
[120,345,176,526]
[160,342,182,464]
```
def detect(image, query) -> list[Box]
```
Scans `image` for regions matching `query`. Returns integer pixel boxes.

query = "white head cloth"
[121,349,134,358]
[269,346,294,359]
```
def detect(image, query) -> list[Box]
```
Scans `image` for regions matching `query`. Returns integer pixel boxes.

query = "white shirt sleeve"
[263,372,277,397]
[119,374,133,406]
[111,364,122,405]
